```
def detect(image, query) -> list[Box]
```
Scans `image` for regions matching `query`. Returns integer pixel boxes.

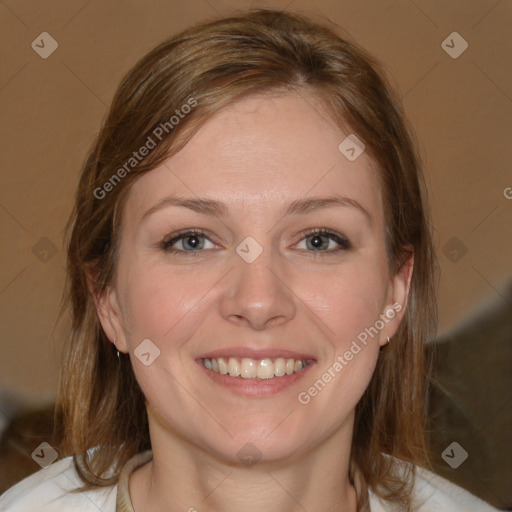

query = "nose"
[219,245,297,330]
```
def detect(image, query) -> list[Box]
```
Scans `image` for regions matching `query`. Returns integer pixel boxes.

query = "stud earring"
[114,339,120,359]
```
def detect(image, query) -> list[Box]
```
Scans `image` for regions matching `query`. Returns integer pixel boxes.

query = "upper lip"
[197,347,316,361]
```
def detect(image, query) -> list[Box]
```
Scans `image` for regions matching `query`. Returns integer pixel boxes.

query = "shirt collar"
[115,450,153,512]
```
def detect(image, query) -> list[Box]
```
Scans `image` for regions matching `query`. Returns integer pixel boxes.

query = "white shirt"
[0,450,499,511]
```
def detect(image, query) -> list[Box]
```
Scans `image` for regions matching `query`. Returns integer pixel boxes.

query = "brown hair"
[55,9,437,511]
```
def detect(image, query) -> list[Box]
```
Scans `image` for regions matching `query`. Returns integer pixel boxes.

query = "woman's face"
[98,93,411,464]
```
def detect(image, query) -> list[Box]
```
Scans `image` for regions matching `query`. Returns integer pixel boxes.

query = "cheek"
[299,265,386,420]
[119,264,203,345]
[310,263,389,348]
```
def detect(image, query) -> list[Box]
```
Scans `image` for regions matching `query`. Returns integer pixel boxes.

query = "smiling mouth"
[201,357,314,380]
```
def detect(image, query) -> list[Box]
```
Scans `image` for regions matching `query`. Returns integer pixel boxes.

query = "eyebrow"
[141,194,372,223]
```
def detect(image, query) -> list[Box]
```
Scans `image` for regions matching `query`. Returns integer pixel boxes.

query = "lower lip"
[196,360,316,397]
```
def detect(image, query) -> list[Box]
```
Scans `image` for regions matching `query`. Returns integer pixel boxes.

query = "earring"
[387,336,391,344]
[114,339,120,359]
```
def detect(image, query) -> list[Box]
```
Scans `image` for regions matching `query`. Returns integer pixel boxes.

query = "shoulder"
[0,455,116,512]
[369,459,499,511]
[411,465,498,511]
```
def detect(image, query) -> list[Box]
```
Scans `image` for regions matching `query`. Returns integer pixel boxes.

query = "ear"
[86,269,128,353]
[379,249,414,347]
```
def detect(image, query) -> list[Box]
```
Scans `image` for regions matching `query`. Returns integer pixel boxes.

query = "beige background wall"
[1,0,510,406]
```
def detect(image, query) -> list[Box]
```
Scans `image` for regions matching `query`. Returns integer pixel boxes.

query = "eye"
[161,229,218,256]
[160,228,351,256]
[295,228,351,253]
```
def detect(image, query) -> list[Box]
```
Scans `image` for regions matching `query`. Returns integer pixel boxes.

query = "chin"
[206,422,311,466]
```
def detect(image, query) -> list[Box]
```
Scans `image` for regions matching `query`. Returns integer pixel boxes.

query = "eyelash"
[160,228,351,257]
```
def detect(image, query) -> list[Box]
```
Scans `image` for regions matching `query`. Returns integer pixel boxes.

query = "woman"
[0,9,498,512]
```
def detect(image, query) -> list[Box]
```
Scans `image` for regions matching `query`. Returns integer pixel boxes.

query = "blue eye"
[161,229,216,255]
[296,228,351,253]
[161,228,351,256]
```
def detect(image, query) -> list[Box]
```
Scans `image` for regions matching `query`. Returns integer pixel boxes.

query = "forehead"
[123,92,382,224]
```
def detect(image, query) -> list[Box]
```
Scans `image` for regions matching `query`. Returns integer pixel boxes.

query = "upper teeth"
[203,357,309,379]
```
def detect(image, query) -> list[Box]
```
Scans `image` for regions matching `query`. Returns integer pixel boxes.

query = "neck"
[129,415,358,512]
